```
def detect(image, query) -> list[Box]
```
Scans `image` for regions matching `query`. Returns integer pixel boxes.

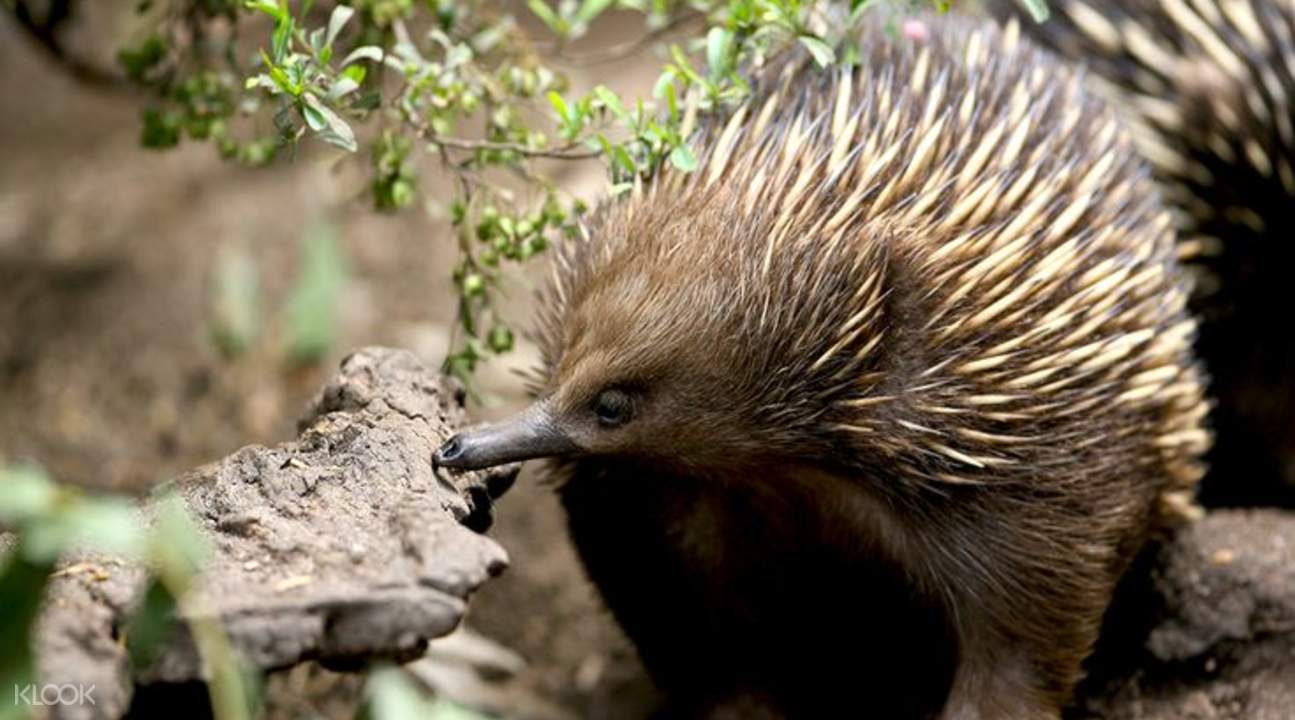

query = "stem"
[544,11,706,65]
[422,131,602,160]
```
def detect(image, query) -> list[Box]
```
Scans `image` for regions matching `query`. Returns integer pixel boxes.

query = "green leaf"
[462,273,486,299]
[593,85,627,121]
[363,666,428,719]
[445,43,473,68]
[0,462,146,565]
[0,463,57,526]
[486,325,514,353]
[471,21,510,53]
[302,102,327,132]
[271,11,295,64]
[329,77,360,101]
[117,35,166,82]
[140,108,181,148]
[548,91,585,138]
[0,552,52,705]
[284,221,347,365]
[798,35,836,67]
[309,27,327,54]
[526,0,560,32]
[705,27,734,80]
[22,497,144,563]
[148,492,209,586]
[596,133,636,177]
[669,143,698,173]
[245,73,278,92]
[125,579,181,672]
[659,76,679,123]
[648,72,669,105]
[301,94,358,152]
[667,45,702,85]
[245,0,284,21]
[547,90,571,123]
[574,0,614,25]
[260,50,298,95]
[354,90,382,111]
[326,5,355,47]
[1016,0,1050,22]
[612,145,636,175]
[342,46,384,66]
[363,666,496,720]
[342,64,367,84]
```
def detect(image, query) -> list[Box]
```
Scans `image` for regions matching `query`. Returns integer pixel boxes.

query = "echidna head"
[433,255,798,473]
[432,354,757,474]
[434,190,889,475]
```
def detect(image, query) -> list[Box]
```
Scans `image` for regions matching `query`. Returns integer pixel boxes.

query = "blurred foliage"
[285,221,348,364]
[208,221,349,365]
[1017,0,1049,21]
[360,666,494,720]
[9,0,1046,387]
[0,462,254,720]
[211,243,264,358]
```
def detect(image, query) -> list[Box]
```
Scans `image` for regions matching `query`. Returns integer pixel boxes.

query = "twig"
[422,131,602,160]
[540,11,706,65]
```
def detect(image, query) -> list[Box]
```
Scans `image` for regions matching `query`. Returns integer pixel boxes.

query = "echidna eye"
[593,388,632,428]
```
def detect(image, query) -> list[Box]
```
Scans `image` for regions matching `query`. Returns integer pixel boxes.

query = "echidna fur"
[986,0,1295,508]
[515,12,1212,720]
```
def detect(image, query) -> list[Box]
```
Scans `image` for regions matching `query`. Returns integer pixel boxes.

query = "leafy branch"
[7,0,1048,390]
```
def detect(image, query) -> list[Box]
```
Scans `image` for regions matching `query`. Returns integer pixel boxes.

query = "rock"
[29,347,518,719]
[1080,510,1295,720]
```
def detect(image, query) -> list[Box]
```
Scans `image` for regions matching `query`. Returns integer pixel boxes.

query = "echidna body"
[987,0,1295,507]
[435,15,1209,719]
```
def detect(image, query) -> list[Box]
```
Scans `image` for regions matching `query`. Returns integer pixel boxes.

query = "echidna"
[435,14,1210,719]
[985,0,1295,507]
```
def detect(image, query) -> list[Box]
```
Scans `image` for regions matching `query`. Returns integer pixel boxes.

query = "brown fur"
[986,0,1295,507]
[532,14,1209,719]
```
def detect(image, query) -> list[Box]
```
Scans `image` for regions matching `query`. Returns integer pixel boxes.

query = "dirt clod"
[1079,510,1295,720]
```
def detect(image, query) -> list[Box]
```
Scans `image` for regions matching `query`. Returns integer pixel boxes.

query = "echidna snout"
[434,399,575,470]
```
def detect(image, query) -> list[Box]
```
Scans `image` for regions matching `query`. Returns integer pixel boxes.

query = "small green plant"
[285,221,348,365]
[0,462,255,720]
[208,221,350,365]
[211,243,264,358]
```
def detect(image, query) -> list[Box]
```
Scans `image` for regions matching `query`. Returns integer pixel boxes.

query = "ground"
[0,12,658,719]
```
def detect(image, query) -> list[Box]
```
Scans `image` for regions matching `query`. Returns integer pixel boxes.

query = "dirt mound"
[1079,511,1295,720]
